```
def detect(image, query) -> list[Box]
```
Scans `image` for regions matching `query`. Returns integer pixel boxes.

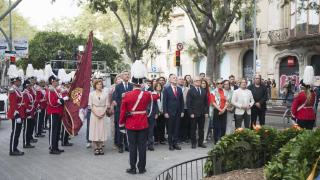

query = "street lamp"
[253,0,257,76]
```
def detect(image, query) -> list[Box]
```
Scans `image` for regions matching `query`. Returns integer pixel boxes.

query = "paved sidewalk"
[0,120,210,180]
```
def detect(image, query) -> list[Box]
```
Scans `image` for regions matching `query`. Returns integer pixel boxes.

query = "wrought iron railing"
[155,149,269,180]
[224,31,255,43]
[50,60,111,73]
[155,155,211,180]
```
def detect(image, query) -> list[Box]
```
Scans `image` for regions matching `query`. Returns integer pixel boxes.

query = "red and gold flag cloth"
[62,31,93,135]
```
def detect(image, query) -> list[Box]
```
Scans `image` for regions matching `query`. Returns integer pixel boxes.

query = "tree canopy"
[0,0,36,41]
[18,31,122,71]
[179,0,253,80]
[87,0,176,62]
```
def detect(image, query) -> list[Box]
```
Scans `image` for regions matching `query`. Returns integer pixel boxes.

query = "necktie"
[124,83,127,91]
[173,87,177,97]
[198,88,201,95]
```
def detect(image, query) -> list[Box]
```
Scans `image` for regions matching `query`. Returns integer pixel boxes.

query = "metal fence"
[155,148,271,180]
[155,156,211,180]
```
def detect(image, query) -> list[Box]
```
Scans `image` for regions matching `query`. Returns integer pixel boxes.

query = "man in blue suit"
[113,71,133,153]
[162,74,184,151]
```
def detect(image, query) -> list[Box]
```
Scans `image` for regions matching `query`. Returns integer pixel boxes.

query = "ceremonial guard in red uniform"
[119,60,159,174]
[7,64,25,156]
[291,66,317,129]
[58,69,72,146]
[46,75,68,154]
[35,71,47,138]
[23,79,36,148]
[26,64,38,143]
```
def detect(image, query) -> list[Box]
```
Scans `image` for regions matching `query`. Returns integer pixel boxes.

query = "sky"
[16,0,81,30]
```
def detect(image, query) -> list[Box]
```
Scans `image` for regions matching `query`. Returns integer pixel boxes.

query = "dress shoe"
[23,144,35,148]
[148,146,154,151]
[118,148,124,153]
[30,139,38,143]
[57,149,65,153]
[50,150,61,155]
[125,147,129,152]
[139,169,147,174]
[160,141,166,145]
[173,145,181,150]
[191,144,197,149]
[198,144,207,148]
[62,142,73,146]
[126,168,137,174]
[35,134,45,138]
[41,131,46,134]
[169,146,175,151]
[10,150,24,156]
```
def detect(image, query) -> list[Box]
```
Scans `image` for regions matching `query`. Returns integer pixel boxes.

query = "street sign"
[152,66,157,72]
[177,43,183,51]
[13,39,28,58]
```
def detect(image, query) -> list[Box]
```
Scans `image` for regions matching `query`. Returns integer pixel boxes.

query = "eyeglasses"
[217,82,222,84]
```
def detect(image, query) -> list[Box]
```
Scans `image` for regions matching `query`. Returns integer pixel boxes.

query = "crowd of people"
[6,60,319,174]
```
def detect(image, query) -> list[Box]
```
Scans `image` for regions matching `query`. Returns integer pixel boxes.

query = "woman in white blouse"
[231,79,255,129]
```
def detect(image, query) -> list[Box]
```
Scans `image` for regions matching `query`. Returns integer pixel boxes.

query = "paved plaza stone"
[0,120,210,180]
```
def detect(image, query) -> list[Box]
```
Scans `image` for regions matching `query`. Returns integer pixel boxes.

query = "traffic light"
[175,50,180,66]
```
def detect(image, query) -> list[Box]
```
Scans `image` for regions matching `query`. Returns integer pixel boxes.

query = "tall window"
[290,0,320,36]
[176,25,185,42]
[309,0,319,33]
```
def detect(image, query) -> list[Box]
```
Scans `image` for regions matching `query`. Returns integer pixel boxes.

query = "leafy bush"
[205,129,261,176]
[204,127,305,177]
[264,129,320,180]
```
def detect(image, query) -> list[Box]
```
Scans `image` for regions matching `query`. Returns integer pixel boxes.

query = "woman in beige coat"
[88,79,110,155]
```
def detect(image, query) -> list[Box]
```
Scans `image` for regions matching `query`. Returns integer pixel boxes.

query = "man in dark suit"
[229,75,239,91]
[162,74,184,151]
[113,71,133,153]
[187,76,209,149]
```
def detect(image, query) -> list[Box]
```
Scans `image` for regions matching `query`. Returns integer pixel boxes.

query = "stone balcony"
[268,25,320,48]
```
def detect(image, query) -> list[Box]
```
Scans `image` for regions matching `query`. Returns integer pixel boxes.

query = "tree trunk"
[206,43,219,81]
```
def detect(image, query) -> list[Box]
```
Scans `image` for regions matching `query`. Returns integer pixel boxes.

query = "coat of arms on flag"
[71,87,83,106]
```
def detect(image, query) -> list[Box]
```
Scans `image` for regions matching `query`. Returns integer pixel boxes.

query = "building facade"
[147,1,320,90]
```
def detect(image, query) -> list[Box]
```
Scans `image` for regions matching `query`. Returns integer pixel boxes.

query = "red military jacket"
[46,86,63,115]
[36,87,47,110]
[23,89,36,118]
[119,89,159,130]
[291,91,316,121]
[7,85,26,120]
[31,87,38,110]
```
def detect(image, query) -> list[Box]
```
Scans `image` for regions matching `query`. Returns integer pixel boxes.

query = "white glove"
[37,109,41,113]
[26,109,31,113]
[14,111,19,116]
[63,96,69,101]
[120,129,126,134]
[58,99,64,105]
[16,118,22,123]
